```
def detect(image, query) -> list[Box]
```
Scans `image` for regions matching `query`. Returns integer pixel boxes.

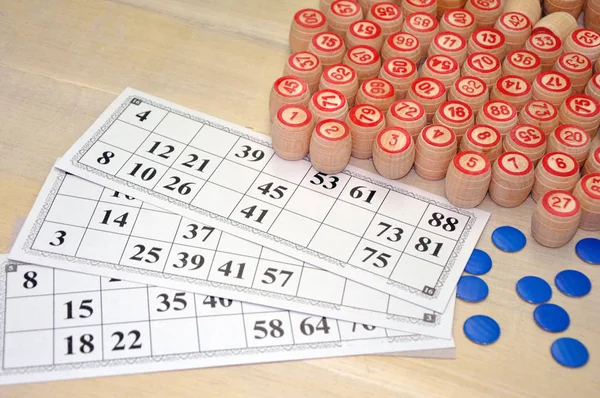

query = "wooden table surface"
[0,1,599,397]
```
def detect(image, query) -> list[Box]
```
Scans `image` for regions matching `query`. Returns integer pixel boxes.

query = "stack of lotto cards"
[1,89,489,384]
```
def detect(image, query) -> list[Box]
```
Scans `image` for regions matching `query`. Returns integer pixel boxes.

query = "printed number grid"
[2,263,418,370]
[27,172,441,331]
[71,95,473,298]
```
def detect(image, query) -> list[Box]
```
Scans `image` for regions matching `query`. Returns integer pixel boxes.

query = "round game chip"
[465,249,492,275]
[551,338,589,368]
[491,226,526,252]
[463,315,500,345]
[555,270,592,298]
[575,238,600,265]
[534,303,570,333]
[457,276,489,303]
[516,276,552,304]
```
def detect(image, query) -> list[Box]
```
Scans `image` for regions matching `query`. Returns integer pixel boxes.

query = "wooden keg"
[346,20,384,51]
[532,152,580,202]
[518,100,560,136]
[414,124,458,180]
[465,0,503,28]
[320,0,336,13]
[355,77,396,112]
[501,50,542,83]
[401,0,437,17]
[489,151,535,207]
[357,0,383,15]
[319,63,359,107]
[532,190,582,248]
[585,1,600,34]
[289,8,328,53]
[467,27,507,60]
[494,12,532,53]
[343,45,382,84]
[428,31,468,67]
[386,99,427,138]
[419,54,460,89]
[308,31,347,67]
[553,52,593,94]
[381,32,421,64]
[269,76,310,122]
[407,77,447,122]
[308,88,349,124]
[433,100,475,143]
[402,12,439,60]
[372,127,415,179]
[440,8,476,40]
[461,52,502,91]
[503,0,542,25]
[326,0,363,38]
[532,70,573,107]
[547,125,592,168]
[476,100,518,138]
[585,72,600,102]
[448,76,488,117]
[272,104,314,160]
[445,151,492,208]
[503,124,547,166]
[525,31,563,71]
[543,0,584,18]
[284,52,323,95]
[309,119,352,174]
[460,124,503,162]
[563,28,600,64]
[583,147,600,175]
[437,0,468,18]
[573,172,600,230]
[367,2,404,39]
[532,12,578,42]
[490,75,532,112]
[346,103,386,159]
[558,94,600,139]
[379,57,418,100]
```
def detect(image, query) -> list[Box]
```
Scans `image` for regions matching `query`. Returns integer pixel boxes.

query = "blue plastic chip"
[534,303,570,333]
[575,238,600,265]
[457,275,489,302]
[491,226,526,252]
[516,276,552,304]
[463,315,500,345]
[555,270,592,297]
[465,249,493,275]
[551,338,589,368]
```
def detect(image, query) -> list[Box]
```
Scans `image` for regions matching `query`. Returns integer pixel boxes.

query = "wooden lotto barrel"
[379,57,418,100]
[559,94,600,140]
[465,0,503,28]
[432,100,474,143]
[319,64,359,107]
[531,70,573,107]
[272,105,314,160]
[501,50,542,84]
[494,12,532,53]
[308,88,349,124]
[502,0,542,26]
[386,99,427,138]
[460,124,503,163]
[532,152,580,202]
[547,125,592,168]
[503,124,547,166]
[401,12,439,60]
[490,75,532,112]
[467,27,507,60]
[585,1,600,34]
[448,76,488,117]
[543,0,584,18]
[308,32,347,67]
[269,76,310,122]
[367,2,404,40]
[284,52,323,95]
[585,72,600,102]
[343,45,381,84]
[310,119,352,174]
[563,29,600,64]
[401,0,436,17]
[346,20,384,51]
[419,54,460,90]
[440,8,476,40]
[428,31,468,67]
[532,190,582,248]
[437,0,467,18]
[476,100,518,138]
[357,0,382,15]
[524,31,563,71]
[372,127,415,179]
[583,147,600,175]
[518,100,560,136]
[573,172,600,230]
[407,77,447,123]
[326,0,363,38]
[355,78,396,112]
[320,0,335,13]
[532,12,578,43]
[414,124,457,180]
[289,8,328,53]
[346,104,386,159]
[489,151,535,207]
[445,151,492,208]
[553,52,593,94]
[381,32,421,64]
[461,52,502,91]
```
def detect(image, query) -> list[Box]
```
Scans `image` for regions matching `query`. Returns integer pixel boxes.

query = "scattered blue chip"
[534,303,570,333]
[463,315,500,345]
[575,238,600,265]
[491,226,526,252]
[551,338,589,368]
[516,276,552,304]
[465,249,493,275]
[555,270,592,298]
[457,276,489,302]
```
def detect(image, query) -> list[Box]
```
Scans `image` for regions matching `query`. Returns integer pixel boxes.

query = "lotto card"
[10,167,455,338]
[55,88,490,311]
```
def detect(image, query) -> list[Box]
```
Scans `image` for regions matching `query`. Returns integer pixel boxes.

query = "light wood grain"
[0,1,599,397]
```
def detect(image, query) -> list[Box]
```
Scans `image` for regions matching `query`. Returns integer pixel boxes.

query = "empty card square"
[208,160,259,194]
[323,201,374,236]
[76,229,129,264]
[46,195,97,228]
[189,124,238,157]
[154,112,203,144]
[268,210,320,247]
[308,225,360,262]
[100,120,151,152]
[150,318,200,355]
[197,315,247,351]
[263,155,312,184]
[390,253,444,291]
[284,186,335,222]
[191,182,242,217]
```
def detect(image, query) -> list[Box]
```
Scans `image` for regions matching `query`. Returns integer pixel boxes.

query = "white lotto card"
[0,257,455,385]
[10,168,455,338]
[56,88,490,312]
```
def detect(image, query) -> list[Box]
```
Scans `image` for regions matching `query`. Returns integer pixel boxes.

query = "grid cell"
[118,101,169,131]
[153,112,203,144]
[100,119,151,152]
[196,314,247,351]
